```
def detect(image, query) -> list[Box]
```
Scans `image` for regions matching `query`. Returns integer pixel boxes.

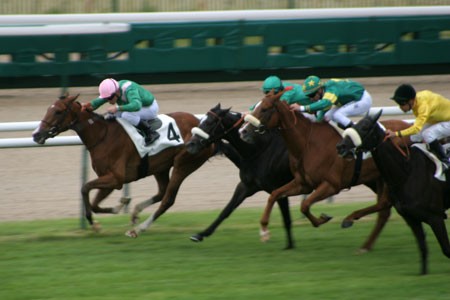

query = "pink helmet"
[99,78,119,99]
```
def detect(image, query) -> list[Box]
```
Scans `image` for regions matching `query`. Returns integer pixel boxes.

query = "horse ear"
[372,109,382,122]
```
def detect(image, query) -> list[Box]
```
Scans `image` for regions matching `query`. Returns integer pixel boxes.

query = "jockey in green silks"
[294,75,372,129]
[251,75,317,122]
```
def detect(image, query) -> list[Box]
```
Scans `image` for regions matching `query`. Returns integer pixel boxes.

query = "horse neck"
[223,115,259,158]
[372,140,410,188]
[72,112,110,150]
[274,100,333,155]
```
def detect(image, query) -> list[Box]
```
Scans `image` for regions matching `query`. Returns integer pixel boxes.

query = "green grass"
[0,203,448,300]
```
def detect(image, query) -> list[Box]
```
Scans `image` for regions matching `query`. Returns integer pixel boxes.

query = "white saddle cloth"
[116,115,184,158]
[412,143,446,181]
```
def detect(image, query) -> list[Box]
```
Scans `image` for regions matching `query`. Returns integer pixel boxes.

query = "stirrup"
[144,132,160,146]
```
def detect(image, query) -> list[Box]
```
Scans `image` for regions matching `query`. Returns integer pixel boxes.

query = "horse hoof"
[320,213,333,222]
[355,248,370,255]
[190,234,204,242]
[260,230,271,243]
[341,220,354,228]
[92,221,101,232]
[125,229,138,238]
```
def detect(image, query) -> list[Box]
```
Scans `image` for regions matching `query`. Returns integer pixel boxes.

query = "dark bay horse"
[32,94,220,235]
[337,111,450,274]
[185,103,295,248]
[239,91,409,251]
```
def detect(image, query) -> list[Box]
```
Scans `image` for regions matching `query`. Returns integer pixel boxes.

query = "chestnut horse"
[239,91,409,251]
[32,94,220,236]
[337,111,450,274]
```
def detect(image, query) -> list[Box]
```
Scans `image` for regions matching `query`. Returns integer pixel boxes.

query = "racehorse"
[32,94,221,235]
[239,90,409,251]
[337,110,450,274]
[185,103,295,248]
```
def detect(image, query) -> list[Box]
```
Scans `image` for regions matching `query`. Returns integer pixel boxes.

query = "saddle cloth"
[116,115,184,158]
[412,143,446,181]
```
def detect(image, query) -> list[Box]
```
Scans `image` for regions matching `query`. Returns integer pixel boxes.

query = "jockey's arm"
[300,99,332,113]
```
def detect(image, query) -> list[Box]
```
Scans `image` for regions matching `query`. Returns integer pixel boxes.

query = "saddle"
[116,115,184,158]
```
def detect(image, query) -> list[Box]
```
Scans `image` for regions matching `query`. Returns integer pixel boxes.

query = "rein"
[383,135,410,159]
[204,110,244,143]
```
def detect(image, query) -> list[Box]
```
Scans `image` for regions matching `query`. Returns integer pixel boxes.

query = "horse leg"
[402,214,428,275]
[81,173,122,229]
[276,197,294,250]
[190,182,257,242]
[428,216,450,259]
[91,189,115,213]
[301,183,338,227]
[126,151,210,238]
[260,179,307,242]
[342,181,391,228]
[130,171,169,224]
[358,207,391,253]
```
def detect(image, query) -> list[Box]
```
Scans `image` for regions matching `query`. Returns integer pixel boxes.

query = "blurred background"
[1,0,449,14]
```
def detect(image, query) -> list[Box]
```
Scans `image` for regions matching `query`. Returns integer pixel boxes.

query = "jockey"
[82,78,160,146]
[385,83,450,166]
[254,75,316,121]
[296,75,373,129]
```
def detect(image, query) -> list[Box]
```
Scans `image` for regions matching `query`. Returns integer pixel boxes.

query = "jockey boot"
[137,120,160,146]
[337,121,354,130]
[429,140,450,168]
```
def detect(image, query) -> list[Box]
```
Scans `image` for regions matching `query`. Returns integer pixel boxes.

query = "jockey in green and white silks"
[82,78,160,145]
[252,75,316,121]
[297,76,373,129]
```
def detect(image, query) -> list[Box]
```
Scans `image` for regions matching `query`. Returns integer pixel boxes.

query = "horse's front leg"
[260,179,307,243]
[301,183,338,227]
[81,173,122,231]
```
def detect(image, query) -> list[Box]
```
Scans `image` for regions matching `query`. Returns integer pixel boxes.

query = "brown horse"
[32,94,219,236]
[239,90,409,251]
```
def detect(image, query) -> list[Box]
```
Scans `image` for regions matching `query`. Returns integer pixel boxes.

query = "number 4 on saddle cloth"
[116,115,183,157]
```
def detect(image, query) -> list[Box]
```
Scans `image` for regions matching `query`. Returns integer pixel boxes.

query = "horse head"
[336,110,384,158]
[32,93,81,144]
[239,90,283,143]
[186,103,240,154]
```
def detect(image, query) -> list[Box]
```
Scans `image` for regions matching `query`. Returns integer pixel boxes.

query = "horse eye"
[54,110,63,115]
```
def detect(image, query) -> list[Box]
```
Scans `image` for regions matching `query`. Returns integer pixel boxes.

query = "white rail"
[0,107,412,148]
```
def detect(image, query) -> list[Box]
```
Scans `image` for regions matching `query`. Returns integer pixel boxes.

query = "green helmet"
[262,75,284,93]
[303,75,323,96]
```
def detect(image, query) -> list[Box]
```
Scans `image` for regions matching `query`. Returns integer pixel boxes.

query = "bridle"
[197,110,244,146]
[40,98,109,150]
[40,99,80,138]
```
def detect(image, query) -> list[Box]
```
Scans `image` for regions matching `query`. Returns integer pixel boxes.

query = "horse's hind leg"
[130,171,169,224]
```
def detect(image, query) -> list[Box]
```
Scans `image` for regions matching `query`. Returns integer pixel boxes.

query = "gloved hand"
[81,102,93,112]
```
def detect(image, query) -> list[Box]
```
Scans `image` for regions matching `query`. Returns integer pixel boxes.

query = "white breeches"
[116,99,159,126]
[324,90,372,126]
[410,121,450,143]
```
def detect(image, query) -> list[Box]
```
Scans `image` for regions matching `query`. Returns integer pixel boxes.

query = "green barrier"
[0,12,449,88]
